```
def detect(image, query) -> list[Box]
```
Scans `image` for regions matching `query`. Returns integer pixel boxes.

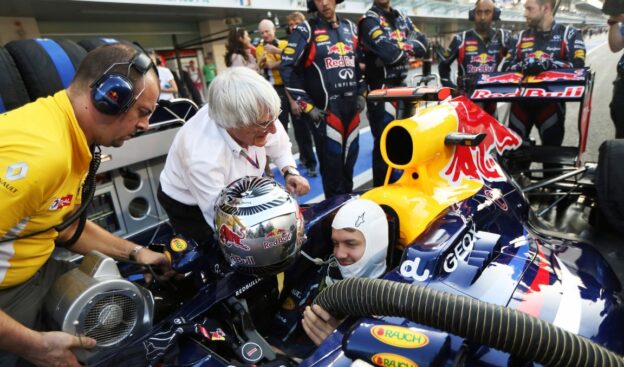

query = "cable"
[300,250,333,266]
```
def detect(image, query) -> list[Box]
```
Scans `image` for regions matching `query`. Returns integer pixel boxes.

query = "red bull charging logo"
[325,42,355,69]
[442,96,522,183]
[470,53,496,64]
[327,42,353,56]
[219,224,251,251]
[467,53,497,73]
[526,69,586,83]
[479,72,523,84]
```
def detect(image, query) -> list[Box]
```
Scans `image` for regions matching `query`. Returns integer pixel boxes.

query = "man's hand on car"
[24,331,96,367]
[302,304,342,346]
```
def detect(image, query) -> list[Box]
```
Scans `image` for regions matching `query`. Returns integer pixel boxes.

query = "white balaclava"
[331,198,388,279]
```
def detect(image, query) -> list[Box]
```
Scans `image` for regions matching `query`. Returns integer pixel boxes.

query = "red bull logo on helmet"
[230,255,255,265]
[442,96,522,183]
[263,228,292,249]
[219,224,251,251]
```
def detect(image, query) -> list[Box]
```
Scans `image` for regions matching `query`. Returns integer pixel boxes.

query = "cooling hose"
[315,278,624,367]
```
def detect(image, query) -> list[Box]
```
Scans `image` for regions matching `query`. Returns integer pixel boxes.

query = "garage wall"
[0,17,40,45]
[37,20,200,49]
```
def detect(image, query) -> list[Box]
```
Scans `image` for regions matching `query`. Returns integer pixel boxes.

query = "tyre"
[0,46,30,112]
[78,38,140,53]
[596,139,624,234]
[5,39,86,101]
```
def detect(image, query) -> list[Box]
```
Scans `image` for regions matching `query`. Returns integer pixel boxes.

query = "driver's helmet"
[214,176,304,276]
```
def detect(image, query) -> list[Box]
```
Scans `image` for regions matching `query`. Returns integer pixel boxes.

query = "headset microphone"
[89,50,155,115]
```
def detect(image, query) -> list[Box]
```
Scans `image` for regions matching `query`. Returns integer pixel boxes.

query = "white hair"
[258,18,276,31]
[207,67,281,129]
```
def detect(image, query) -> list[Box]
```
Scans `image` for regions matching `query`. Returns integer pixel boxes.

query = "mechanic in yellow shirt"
[0,43,170,367]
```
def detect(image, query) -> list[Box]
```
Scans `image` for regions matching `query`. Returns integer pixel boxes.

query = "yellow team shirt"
[256,39,288,86]
[0,91,90,288]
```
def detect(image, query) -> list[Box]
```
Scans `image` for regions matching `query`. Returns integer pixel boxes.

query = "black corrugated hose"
[315,278,624,367]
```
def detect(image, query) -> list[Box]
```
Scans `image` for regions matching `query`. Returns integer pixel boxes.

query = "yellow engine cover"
[363,102,483,246]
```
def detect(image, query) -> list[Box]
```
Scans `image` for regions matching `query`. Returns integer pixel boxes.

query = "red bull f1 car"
[44,76,624,367]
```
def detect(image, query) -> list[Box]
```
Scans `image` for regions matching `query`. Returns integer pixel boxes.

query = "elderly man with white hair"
[158,67,310,244]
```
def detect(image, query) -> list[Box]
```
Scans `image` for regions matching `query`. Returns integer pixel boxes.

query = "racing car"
[43,82,624,367]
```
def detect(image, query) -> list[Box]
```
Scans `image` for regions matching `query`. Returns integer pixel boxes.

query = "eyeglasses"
[253,109,281,130]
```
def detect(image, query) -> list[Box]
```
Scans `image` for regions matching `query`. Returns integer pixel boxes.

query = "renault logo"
[6,162,28,181]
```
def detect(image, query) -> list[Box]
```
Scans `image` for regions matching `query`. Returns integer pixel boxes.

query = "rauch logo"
[371,353,418,367]
[370,325,429,348]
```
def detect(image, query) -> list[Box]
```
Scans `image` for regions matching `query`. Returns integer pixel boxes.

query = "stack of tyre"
[0,37,130,114]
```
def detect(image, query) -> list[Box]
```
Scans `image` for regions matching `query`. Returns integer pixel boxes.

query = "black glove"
[522,58,553,75]
[307,106,327,124]
[356,95,366,113]
[507,62,524,72]
[441,78,457,89]
[432,41,449,63]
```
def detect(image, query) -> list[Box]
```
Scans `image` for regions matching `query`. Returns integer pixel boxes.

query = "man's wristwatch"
[282,166,300,179]
[129,245,144,262]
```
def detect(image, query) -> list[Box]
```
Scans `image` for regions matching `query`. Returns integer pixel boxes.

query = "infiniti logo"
[338,68,354,80]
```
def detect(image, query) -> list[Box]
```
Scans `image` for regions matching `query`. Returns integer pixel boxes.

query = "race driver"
[502,0,585,147]
[280,0,366,198]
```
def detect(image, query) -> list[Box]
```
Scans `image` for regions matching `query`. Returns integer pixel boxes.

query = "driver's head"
[331,199,388,279]
[474,0,496,32]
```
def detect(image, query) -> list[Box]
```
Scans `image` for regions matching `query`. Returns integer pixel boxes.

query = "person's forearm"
[284,88,296,103]
[64,220,136,261]
[0,310,41,358]
[164,80,178,94]
[609,23,624,52]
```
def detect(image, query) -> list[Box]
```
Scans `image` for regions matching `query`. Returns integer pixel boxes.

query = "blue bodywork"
[89,80,622,365]
[90,175,623,366]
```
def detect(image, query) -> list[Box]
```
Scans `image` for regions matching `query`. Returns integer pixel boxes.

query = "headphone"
[469,0,501,22]
[90,51,155,115]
